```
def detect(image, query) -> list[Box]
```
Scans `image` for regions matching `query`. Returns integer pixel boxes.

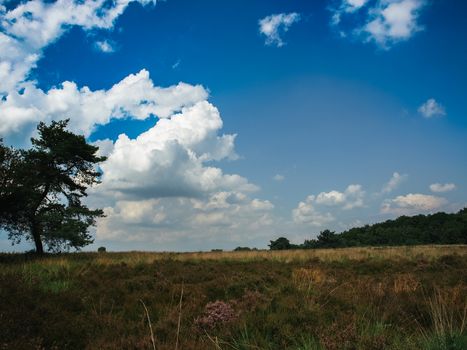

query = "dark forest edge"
[268,208,467,250]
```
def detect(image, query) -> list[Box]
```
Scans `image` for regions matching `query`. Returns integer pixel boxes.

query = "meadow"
[1,245,466,349]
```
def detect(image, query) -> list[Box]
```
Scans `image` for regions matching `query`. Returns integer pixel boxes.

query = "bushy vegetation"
[270,209,467,250]
[1,246,466,349]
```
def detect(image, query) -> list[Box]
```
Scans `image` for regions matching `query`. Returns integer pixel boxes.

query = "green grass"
[0,246,466,349]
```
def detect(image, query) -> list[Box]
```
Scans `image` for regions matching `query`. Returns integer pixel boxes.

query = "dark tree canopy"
[0,120,106,253]
[269,237,292,250]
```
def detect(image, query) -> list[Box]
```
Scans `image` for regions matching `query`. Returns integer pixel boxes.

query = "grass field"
[1,245,466,349]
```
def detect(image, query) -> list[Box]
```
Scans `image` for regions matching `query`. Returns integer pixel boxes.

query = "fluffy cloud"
[293,184,365,226]
[430,183,456,193]
[0,0,157,93]
[315,184,365,210]
[258,12,300,47]
[0,70,208,140]
[0,32,38,95]
[96,100,253,200]
[330,0,427,49]
[363,0,426,47]
[292,196,335,227]
[381,193,447,215]
[315,191,345,206]
[418,98,446,118]
[381,172,407,193]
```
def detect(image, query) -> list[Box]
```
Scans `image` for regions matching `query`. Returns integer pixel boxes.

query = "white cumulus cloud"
[258,12,300,47]
[0,70,208,141]
[292,196,335,227]
[315,184,365,210]
[330,0,427,49]
[381,193,448,215]
[96,100,251,200]
[292,184,365,226]
[430,183,456,193]
[418,98,446,118]
[363,0,426,47]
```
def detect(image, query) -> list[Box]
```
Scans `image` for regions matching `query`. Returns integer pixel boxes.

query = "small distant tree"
[0,120,106,254]
[97,246,106,253]
[268,237,291,250]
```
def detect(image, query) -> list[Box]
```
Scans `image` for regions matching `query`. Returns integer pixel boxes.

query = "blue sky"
[0,0,466,252]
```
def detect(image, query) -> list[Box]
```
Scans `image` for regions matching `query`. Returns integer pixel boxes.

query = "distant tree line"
[269,208,467,250]
[233,246,259,251]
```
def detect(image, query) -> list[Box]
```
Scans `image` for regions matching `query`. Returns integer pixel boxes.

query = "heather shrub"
[194,300,237,330]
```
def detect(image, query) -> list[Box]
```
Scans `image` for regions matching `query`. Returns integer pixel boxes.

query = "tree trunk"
[31,221,44,254]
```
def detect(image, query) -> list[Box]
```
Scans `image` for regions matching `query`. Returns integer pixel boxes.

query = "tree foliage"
[0,120,106,253]
[268,237,292,250]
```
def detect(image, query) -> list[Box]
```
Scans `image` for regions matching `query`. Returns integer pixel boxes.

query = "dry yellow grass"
[393,273,420,293]
[87,244,467,266]
[3,245,465,270]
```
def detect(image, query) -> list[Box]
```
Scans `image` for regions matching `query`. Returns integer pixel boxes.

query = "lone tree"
[0,120,106,253]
